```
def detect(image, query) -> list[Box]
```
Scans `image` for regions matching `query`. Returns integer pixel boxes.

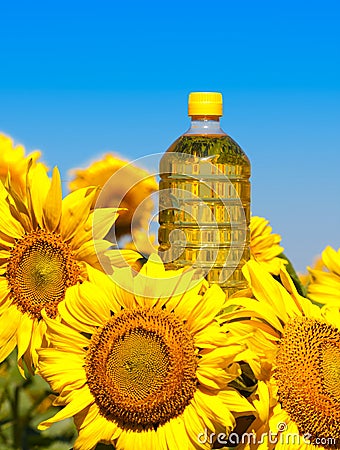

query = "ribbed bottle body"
[158,134,250,294]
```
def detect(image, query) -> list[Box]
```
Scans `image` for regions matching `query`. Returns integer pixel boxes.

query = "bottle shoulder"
[165,134,250,165]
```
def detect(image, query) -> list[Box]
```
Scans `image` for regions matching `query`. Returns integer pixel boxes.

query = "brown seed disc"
[85,307,198,430]
[274,317,340,448]
[7,229,80,319]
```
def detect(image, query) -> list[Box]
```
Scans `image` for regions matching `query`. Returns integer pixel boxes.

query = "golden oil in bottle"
[158,92,251,295]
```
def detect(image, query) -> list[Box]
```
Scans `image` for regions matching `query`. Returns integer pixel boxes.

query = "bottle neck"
[185,115,225,135]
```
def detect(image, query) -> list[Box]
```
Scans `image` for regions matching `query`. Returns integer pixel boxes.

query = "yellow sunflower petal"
[4,188,33,231]
[75,404,119,450]
[27,163,51,228]
[250,380,270,425]
[0,305,22,362]
[309,270,340,288]
[278,266,306,315]
[74,240,110,267]
[307,246,340,306]
[0,133,47,196]
[58,282,113,332]
[132,253,186,305]
[116,427,163,450]
[242,261,292,323]
[200,345,245,369]
[193,389,235,431]
[42,166,62,232]
[0,277,10,303]
[85,264,121,310]
[108,267,138,309]
[165,279,206,321]
[16,314,34,362]
[37,349,86,395]
[194,322,230,349]
[60,187,97,242]
[27,318,47,370]
[0,187,25,238]
[157,417,188,450]
[185,283,226,334]
[197,364,238,389]
[38,388,94,431]
[42,310,89,352]
[182,403,211,449]
[231,318,280,339]
[250,216,284,275]
[251,216,269,236]
[308,279,340,302]
[322,246,340,277]
[224,298,284,334]
[0,297,12,316]
[105,248,144,269]
[218,388,256,415]
[322,303,340,329]
[0,249,11,260]
[92,207,120,240]
[0,333,17,363]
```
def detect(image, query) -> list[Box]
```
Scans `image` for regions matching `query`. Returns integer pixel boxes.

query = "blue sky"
[1,0,339,272]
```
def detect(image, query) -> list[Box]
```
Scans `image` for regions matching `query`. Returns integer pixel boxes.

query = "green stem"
[278,253,307,297]
[12,385,21,450]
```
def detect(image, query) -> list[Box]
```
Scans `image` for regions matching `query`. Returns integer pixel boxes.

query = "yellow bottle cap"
[188,92,223,117]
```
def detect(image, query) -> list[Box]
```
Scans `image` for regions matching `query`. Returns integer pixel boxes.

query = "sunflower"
[0,163,139,375]
[68,153,158,239]
[0,132,46,196]
[221,260,340,449]
[250,216,286,275]
[307,246,340,305]
[298,255,323,287]
[37,256,256,450]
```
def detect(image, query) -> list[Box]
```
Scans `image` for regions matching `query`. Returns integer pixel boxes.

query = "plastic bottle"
[158,92,251,294]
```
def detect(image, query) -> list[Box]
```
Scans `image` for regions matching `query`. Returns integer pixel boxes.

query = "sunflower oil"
[158,92,251,295]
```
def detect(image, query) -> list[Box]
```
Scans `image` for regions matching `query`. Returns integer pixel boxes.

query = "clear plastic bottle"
[158,92,251,294]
